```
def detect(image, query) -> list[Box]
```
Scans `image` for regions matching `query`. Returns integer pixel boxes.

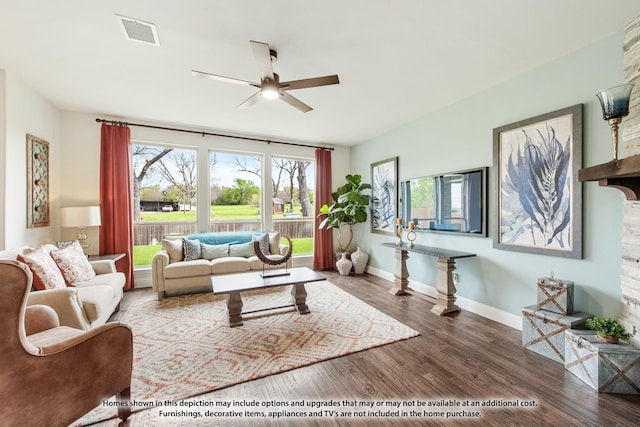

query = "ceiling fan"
[192,40,339,113]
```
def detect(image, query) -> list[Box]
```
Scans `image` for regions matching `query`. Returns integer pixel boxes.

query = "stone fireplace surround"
[618,17,640,343]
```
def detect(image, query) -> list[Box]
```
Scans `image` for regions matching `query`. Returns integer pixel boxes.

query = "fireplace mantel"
[578,154,640,200]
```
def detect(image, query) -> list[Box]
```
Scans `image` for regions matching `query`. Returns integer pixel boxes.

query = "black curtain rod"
[95,118,334,151]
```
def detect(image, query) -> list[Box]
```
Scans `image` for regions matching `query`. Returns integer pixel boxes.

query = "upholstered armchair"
[0,260,133,426]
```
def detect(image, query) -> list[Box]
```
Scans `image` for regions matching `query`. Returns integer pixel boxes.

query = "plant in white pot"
[318,174,371,273]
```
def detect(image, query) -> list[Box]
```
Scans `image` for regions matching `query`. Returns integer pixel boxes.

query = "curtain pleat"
[99,124,135,289]
[313,149,334,270]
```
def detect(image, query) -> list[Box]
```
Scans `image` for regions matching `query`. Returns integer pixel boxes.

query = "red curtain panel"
[313,149,334,270]
[99,124,135,289]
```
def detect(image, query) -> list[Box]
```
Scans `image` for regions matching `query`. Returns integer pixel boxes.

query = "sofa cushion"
[211,257,251,274]
[182,238,201,261]
[75,272,125,294]
[164,259,213,279]
[76,285,115,323]
[50,241,96,285]
[162,239,183,263]
[229,241,256,258]
[17,246,66,291]
[200,243,229,260]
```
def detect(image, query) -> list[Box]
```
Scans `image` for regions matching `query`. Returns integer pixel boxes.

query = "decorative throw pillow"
[162,239,183,263]
[268,231,281,254]
[182,238,202,261]
[229,241,256,258]
[17,245,67,290]
[253,233,270,256]
[200,243,229,260]
[50,240,96,285]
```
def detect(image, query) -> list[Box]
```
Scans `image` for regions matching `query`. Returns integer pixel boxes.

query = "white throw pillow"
[200,243,229,260]
[17,245,67,290]
[162,239,183,263]
[268,231,281,254]
[50,240,96,285]
[229,242,256,258]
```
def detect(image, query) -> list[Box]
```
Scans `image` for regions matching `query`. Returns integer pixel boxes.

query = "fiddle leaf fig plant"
[585,317,632,343]
[318,174,371,252]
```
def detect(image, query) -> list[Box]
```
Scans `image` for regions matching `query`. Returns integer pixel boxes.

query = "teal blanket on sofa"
[187,231,261,246]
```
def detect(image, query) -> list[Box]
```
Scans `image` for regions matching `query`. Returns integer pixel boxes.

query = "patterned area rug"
[78,280,419,425]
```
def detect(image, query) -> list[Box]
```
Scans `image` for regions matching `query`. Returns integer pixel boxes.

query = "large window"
[130,144,316,266]
[132,144,198,265]
[272,156,315,255]
[209,151,262,232]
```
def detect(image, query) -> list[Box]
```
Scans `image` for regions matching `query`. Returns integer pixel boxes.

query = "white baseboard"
[365,266,522,331]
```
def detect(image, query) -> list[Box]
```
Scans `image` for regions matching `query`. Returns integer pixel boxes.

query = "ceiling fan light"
[261,86,279,99]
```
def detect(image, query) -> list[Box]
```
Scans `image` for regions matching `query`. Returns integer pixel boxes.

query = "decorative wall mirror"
[399,167,488,237]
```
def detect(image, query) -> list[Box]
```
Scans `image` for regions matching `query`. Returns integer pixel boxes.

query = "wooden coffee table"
[211,267,326,327]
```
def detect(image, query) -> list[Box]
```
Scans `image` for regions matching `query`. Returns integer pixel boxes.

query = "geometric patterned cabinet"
[565,330,640,394]
[522,305,590,364]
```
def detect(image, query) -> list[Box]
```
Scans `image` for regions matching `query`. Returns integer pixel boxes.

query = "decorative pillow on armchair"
[50,241,96,285]
[17,245,67,290]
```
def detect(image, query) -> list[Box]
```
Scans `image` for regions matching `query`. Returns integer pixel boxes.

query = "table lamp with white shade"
[60,206,102,252]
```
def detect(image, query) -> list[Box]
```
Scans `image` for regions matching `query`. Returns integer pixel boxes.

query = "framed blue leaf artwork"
[371,157,398,234]
[493,104,582,258]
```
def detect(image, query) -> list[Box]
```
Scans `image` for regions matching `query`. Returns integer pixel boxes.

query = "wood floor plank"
[93,271,640,426]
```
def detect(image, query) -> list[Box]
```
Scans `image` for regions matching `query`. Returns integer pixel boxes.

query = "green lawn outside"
[133,237,313,266]
[140,204,303,222]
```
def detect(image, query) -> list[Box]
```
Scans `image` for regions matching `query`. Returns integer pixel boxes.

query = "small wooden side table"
[88,253,126,262]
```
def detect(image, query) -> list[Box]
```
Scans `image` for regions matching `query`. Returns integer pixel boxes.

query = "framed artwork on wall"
[492,104,582,258]
[27,134,50,228]
[370,156,398,234]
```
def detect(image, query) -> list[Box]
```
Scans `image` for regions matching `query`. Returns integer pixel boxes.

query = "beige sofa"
[152,232,292,299]
[0,246,125,330]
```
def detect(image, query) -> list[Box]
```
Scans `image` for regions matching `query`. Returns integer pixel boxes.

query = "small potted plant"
[585,317,633,344]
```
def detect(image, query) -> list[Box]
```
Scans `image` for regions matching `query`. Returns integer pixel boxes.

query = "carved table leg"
[292,284,310,314]
[226,292,244,327]
[430,257,460,315]
[389,247,411,296]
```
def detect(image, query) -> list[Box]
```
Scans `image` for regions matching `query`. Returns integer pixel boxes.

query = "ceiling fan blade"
[250,40,275,81]
[192,70,259,87]
[280,91,313,113]
[280,75,340,90]
[236,91,262,110]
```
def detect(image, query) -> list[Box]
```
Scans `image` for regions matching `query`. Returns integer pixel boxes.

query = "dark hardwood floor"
[94,271,640,427]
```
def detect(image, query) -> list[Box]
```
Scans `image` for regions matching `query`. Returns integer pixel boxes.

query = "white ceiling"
[1,1,640,146]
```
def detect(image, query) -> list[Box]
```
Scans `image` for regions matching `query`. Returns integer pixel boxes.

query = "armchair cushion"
[17,245,66,290]
[24,305,60,335]
[50,241,96,285]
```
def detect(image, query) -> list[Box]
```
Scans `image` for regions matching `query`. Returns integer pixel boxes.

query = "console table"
[381,242,476,316]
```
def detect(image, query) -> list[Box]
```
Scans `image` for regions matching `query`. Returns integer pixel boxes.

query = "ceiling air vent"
[116,14,160,46]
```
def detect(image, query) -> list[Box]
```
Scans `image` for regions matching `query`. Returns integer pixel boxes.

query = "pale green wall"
[350,33,626,320]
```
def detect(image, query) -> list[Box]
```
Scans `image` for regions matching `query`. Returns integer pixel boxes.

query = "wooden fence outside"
[133,218,314,246]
